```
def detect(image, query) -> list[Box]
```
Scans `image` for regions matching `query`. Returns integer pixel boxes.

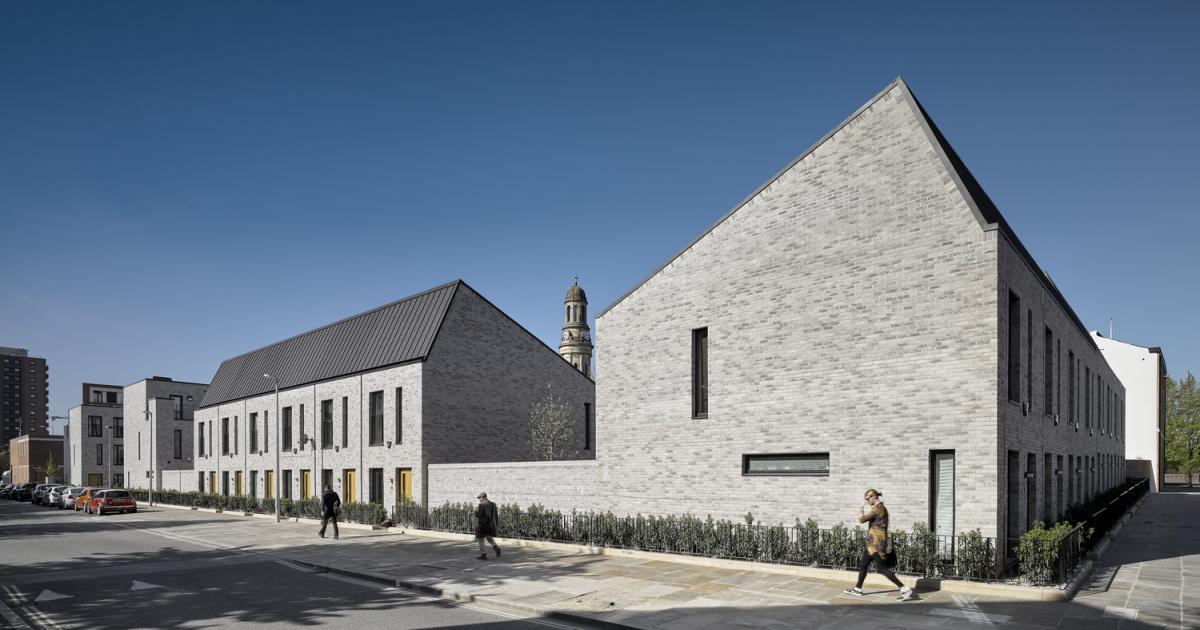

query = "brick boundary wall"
[427,460,597,512]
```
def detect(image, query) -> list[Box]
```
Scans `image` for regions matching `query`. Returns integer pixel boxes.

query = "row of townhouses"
[59,78,1167,549]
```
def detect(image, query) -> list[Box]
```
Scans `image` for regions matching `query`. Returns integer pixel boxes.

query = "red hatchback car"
[87,489,138,515]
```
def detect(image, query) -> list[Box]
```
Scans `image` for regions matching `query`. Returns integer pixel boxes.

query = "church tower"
[559,277,593,377]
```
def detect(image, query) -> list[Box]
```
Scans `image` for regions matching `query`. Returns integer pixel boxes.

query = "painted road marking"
[1103,606,1138,620]
[131,580,163,591]
[33,590,72,603]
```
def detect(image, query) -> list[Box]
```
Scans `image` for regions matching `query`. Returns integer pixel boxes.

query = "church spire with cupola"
[559,276,592,377]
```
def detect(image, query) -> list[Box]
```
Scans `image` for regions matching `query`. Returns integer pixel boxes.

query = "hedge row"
[129,489,388,526]
[394,503,1010,581]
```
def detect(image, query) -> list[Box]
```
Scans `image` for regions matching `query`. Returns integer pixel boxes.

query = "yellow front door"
[301,470,312,500]
[396,468,413,503]
[265,470,274,499]
[235,471,243,496]
[342,469,356,503]
[87,473,103,486]
[209,472,216,495]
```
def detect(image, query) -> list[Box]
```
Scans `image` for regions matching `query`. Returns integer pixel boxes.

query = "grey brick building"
[123,377,209,491]
[67,383,125,486]
[193,280,594,507]
[594,78,1126,541]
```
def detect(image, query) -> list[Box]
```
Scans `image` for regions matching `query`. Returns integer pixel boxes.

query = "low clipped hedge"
[128,489,387,525]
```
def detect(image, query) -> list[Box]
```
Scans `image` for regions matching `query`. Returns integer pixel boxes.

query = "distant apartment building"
[67,383,125,487]
[194,280,594,505]
[1093,332,1167,491]
[8,433,64,483]
[1,347,49,442]
[124,377,209,491]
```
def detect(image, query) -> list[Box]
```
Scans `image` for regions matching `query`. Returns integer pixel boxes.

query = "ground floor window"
[930,450,954,557]
[113,474,124,488]
[741,453,829,476]
[282,470,292,499]
[198,472,205,493]
[369,468,383,504]
[222,471,229,497]
[88,473,103,486]
[250,471,258,498]
[321,469,333,492]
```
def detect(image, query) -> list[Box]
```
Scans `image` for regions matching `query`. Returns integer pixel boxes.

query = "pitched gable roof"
[597,77,1098,350]
[199,281,459,408]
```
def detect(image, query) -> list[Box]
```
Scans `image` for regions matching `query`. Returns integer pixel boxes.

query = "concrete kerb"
[391,527,1069,601]
[1060,491,1148,601]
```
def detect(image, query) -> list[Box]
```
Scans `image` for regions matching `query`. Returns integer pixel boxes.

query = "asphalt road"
[0,500,590,630]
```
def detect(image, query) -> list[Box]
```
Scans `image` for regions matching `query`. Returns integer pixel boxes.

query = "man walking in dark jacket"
[475,492,500,560]
[318,485,341,540]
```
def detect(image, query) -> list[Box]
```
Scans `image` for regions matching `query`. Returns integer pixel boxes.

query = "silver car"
[46,485,69,507]
[60,486,86,509]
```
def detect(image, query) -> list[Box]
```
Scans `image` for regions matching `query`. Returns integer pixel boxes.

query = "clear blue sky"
[2,2,1196,433]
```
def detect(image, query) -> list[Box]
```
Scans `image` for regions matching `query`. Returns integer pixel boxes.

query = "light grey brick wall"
[996,235,1126,537]
[193,282,595,509]
[124,379,208,490]
[596,84,1001,535]
[195,362,423,505]
[428,460,598,512]
[67,404,123,486]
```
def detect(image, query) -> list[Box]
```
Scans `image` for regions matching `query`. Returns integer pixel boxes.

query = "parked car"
[0,484,11,499]
[31,484,56,505]
[88,489,137,515]
[10,483,36,501]
[61,487,87,509]
[76,487,106,512]
[46,486,70,508]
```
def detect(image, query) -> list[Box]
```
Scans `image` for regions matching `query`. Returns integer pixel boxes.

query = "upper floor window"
[282,406,293,449]
[1043,327,1054,416]
[321,399,333,448]
[369,390,384,445]
[692,327,708,418]
[88,415,103,437]
[113,417,123,438]
[1007,291,1021,402]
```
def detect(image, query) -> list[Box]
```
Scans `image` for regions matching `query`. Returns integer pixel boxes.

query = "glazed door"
[301,470,312,500]
[235,471,244,496]
[265,470,274,499]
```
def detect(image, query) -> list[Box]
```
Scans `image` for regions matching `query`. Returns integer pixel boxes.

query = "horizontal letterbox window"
[743,453,830,476]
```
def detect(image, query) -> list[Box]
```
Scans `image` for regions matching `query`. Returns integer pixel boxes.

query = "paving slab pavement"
[108,493,1198,629]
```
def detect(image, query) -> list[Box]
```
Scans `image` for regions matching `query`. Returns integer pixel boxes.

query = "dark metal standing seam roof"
[199,281,459,409]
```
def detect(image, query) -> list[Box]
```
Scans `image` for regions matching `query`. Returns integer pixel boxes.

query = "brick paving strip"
[117,493,1198,630]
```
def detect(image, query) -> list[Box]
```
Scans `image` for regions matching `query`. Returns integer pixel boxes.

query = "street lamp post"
[106,421,112,488]
[264,374,281,523]
[147,405,155,506]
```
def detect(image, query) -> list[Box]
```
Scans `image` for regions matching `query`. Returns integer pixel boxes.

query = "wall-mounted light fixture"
[386,441,392,448]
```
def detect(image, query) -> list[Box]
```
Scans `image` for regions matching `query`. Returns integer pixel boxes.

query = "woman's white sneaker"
[843,587,863,596]
[897,586,913,601]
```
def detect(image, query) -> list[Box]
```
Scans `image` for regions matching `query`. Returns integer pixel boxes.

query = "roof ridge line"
[214,279,462,364]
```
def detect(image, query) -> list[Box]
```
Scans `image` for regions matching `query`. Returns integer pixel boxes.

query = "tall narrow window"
[1007,292,1021,402]
[96,443,104,465]
[89,415,103,437]
[394,388,403,444]
[1043,327,1054,415]
[282,407,293,449]
[233,416,238,455]
[931,451,954,556]
[263,411,269,452]
[221,417,230,455]
[369,468,383,504]
[1068,352,1076,426]
[1056,341,1062,419]
[692,327,708,418]
[174,429,183,459]
[299,404,306,450]
[369,391,384,445]
[321,399,333,448]
[1026,309,1033,407]
[341,397,348,448]
[584,402,592,451]
[113,444,124,466]
[113,417,124,438]
[1085,368,1091,431]
[250,412,258,452]
[198,423,204,457]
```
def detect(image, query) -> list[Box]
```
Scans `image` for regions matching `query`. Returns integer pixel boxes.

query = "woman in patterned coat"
[843,488,913,600]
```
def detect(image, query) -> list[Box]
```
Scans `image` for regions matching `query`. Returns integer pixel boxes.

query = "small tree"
[45,453,60,482]
[530,385,574,461]
[1166,373,1200,486]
